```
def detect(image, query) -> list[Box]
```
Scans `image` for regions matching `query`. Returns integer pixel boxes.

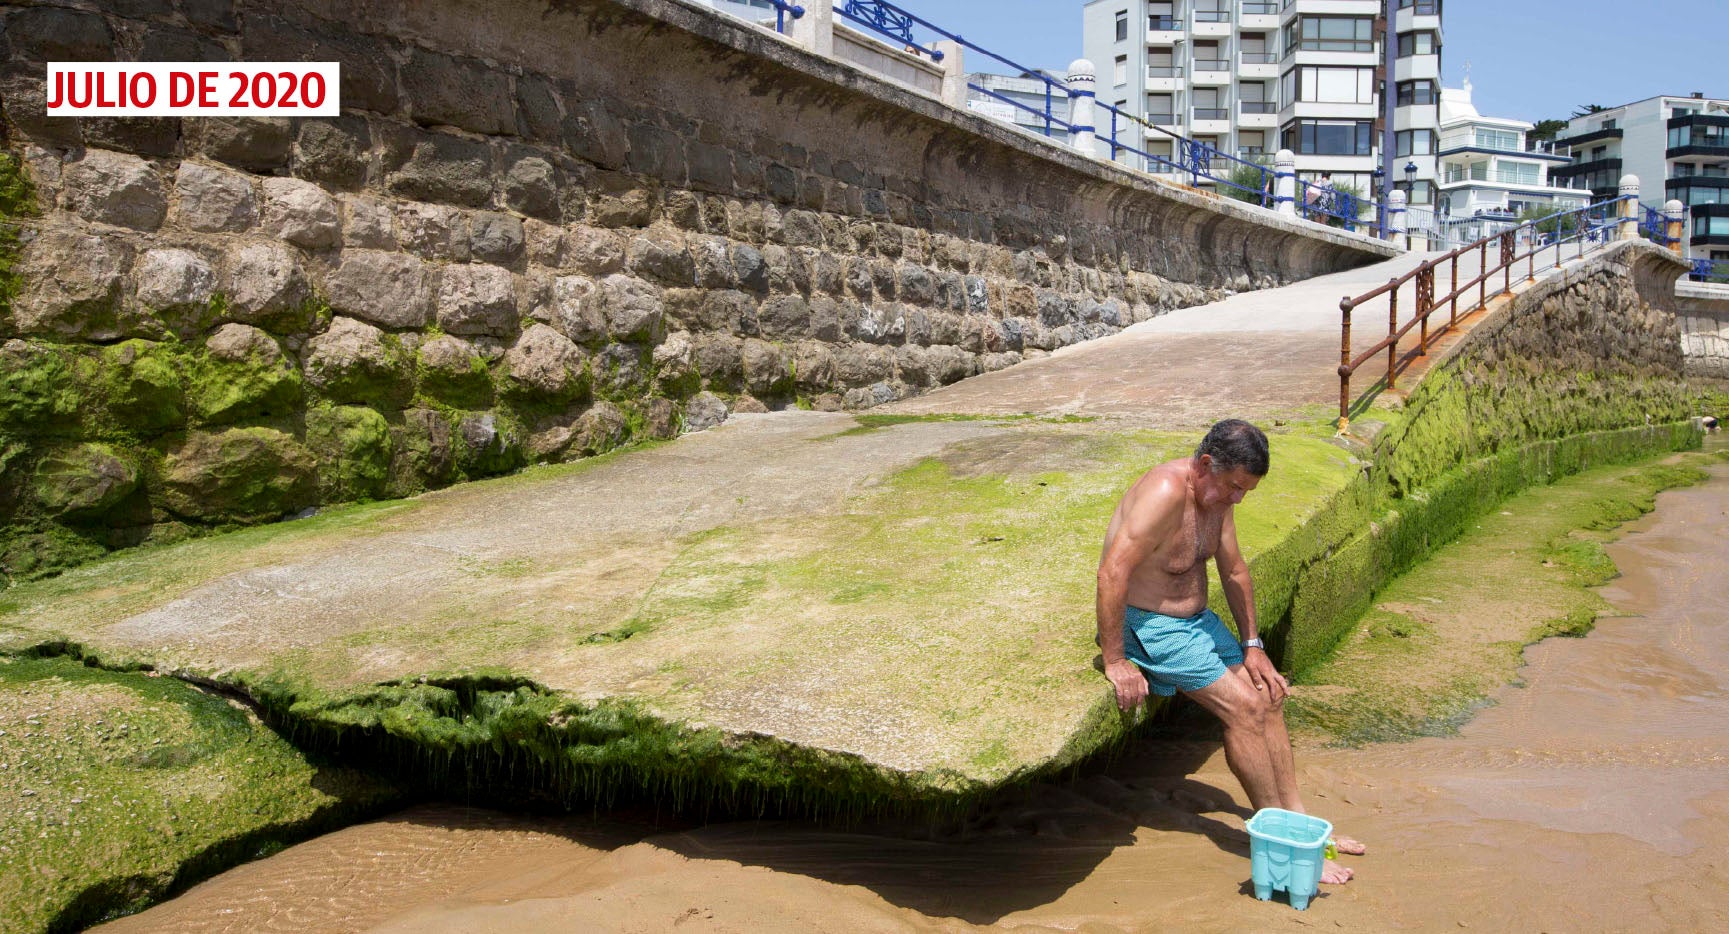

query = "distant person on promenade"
[1094,419,1363,884]
[1303,171,1334,220]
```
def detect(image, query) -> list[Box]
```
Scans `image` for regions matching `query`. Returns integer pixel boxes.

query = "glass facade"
[1284,17,1374,54]
[1282,119,1374,155]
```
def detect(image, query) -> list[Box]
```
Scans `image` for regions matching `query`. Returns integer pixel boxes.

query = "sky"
[882,0,1727,123]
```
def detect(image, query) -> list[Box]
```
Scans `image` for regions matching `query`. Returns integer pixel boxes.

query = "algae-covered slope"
[1290,450,1728,744]
[0,412,1357,804]
[0,655,397,934]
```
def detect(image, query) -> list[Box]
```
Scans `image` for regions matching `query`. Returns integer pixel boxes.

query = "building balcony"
[1146,65,1184,92]
[1668,144,1729,163]
[1551,156,1621,179]
[1554,126,1623,150]
[1191,60,1232,84]
[1691,202,1729,246]
[1668,175,1729,208]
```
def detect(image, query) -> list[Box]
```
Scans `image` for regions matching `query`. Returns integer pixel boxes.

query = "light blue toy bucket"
[1246,807,1332,910]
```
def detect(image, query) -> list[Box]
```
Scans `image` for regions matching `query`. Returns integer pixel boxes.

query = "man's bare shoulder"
[1122,460,1190,525]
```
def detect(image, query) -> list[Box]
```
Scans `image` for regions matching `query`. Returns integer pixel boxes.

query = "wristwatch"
[1241,637,1265,650]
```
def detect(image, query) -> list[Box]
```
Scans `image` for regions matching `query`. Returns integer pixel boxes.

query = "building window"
[1148,1,1175,31]
[1282,119,1374,156]
[1396,80,1437,106]
[1286,66,1375,104]
[1472,128,1520,151]
[1113,55,1127,86]
[1285,17,1375,55]
[1396,129,1434,156]
[1408,180,1434,205]
[1695,215,1729,238]
[1397,0,1441,12]
[1396,32,1438,58]
[1115,10,1128,42]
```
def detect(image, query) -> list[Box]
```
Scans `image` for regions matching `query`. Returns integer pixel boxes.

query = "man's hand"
[1241,647,1289,703]
[1105,658,1149,712]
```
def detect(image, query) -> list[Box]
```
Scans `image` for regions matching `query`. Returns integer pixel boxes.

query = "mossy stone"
[303,317,415,410]
[415,334,494,409]
[305,405,393,503]
[31,442,139,521]
[0,525,106,581]
[386,408,459,497]
[456,410,527,478]
[161,427,317,523]
[187,327,303,426]
[99,339,187,434]
[0,339,88,436]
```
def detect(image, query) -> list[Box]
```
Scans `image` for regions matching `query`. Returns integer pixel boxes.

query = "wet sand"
[101,465,1729,933]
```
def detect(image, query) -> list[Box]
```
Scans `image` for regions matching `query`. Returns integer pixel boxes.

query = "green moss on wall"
[305,406,393,503]
[0,654,398,934]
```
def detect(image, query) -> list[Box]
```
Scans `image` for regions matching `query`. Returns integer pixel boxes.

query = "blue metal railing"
[1693,258,1728,283]
[838,0,945,59]
[768,0,805,34]
[829,0,1383,238]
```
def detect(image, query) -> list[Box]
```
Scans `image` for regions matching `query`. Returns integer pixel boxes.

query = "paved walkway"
[886,241,1582,425]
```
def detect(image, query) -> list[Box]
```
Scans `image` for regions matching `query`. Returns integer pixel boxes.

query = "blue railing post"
[770,1,804,34]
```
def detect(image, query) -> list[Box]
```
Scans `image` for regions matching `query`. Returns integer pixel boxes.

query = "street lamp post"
[1404,161,1419,248]
[1372,167,1386,238]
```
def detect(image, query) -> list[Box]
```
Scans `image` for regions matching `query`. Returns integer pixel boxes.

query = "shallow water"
[100,461,1729,933]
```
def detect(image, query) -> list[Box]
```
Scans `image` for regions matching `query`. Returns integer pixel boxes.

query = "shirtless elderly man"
[1096,418,1361,883]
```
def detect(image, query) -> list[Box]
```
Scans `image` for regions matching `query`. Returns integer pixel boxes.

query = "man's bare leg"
[1227,665,1366,858]
[1191,669,1354,885]
[1183,671,1283,811]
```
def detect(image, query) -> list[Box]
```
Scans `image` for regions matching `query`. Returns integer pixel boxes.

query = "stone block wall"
[0,0,1389,578]
[1675,282,1729,379]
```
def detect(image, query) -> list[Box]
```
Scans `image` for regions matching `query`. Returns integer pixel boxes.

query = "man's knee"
[1217,682,1271,731]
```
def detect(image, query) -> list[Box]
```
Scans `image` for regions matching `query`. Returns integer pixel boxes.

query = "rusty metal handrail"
[1335,195,1636,430]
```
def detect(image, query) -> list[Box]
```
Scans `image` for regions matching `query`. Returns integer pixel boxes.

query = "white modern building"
[1434,80,1585,246]
[1554,93,1729,261]
[966,70,1073,140]
[1081,0,1442,203]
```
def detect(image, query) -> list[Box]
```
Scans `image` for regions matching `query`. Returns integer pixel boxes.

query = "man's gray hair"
[1194,419,1269,476]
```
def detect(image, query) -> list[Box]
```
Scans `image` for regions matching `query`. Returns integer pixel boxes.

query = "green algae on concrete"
[0,417,1360,812]
[0,654,397,934]
[1289,450,1728,745]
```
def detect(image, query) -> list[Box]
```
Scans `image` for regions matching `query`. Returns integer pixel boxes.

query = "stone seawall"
[1266,241,1699,674]
[0,0,1390,579]
[1675,281,1729,379]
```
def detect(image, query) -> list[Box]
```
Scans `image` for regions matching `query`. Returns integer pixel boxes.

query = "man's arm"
[1096,481,1180,712]
[1216,508,1289,701]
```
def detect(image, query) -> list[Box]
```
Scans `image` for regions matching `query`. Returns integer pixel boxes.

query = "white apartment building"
[1435,80,1585,246]
[1554,93,1729,261]
[966,70,1074,140]
[1081,0,1442,205]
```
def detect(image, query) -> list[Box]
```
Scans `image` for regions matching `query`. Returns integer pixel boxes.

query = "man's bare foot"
[1333,835,1366,856]
[1321,860,1354,884]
